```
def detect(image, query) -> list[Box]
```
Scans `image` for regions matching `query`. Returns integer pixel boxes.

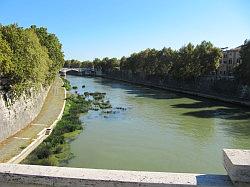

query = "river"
[66,75,250,174]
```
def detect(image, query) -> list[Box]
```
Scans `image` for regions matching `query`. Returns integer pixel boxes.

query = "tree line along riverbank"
[0,24,64,100]
[64,40,250,101]
[64,40,250,86]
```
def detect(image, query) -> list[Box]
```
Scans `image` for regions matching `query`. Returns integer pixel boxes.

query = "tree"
[170,41,222,79]
[31,25,64,85]
[82,41,222,81]
[70,59,81,68]
[0,24,52,95]
[0,24,64,98]
[64,60,71,68]
[120,56,127,71]
[236,40,250,85]
[171,43,195,79]
[154,47,175,77]
[93,58,102,70]
[81,61,93,68]
[194,41,222,76]
[107,58,119,70]
[0,31,13,76]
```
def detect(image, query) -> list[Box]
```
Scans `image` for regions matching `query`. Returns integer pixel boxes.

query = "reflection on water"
[66,75,250,174]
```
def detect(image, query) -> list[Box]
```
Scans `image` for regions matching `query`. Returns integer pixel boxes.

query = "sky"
[1,0,250,60]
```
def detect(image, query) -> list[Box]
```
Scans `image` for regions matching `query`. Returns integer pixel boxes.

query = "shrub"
[35,144,52,159]
[62,78,71,91]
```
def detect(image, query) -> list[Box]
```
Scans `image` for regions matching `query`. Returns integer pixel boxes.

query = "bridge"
[59,68,95,76]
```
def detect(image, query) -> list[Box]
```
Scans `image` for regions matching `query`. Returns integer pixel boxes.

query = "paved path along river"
[0,77,65,163]
[66,75,250,174]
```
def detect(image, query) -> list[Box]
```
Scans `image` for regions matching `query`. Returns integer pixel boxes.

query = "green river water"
[66,75,250,174]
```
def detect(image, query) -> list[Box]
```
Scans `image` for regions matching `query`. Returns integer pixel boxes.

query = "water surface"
[66,75,250,174]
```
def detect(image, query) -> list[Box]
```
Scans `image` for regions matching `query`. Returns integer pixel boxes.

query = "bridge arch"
[59,68,95,76]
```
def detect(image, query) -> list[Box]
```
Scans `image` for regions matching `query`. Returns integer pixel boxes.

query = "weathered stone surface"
[0,164,233,187]
[0,86,49,143]
[223,149,250,184]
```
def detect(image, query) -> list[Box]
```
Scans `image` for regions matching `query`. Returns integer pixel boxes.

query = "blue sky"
[1,0,250,60]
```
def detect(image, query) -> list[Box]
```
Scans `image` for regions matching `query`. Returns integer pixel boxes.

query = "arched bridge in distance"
[59,68,96,76]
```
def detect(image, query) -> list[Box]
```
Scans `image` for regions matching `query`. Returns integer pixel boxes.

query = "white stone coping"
[0,164,233,187]
[223,149,250,184]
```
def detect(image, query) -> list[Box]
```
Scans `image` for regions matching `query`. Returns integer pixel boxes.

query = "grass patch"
[63,130,82,140]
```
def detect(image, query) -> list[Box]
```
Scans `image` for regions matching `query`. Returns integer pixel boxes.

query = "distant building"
[216,46,242,76]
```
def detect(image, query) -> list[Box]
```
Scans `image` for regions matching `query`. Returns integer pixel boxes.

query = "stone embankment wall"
[99,70,250,107]
[0,87,49,143]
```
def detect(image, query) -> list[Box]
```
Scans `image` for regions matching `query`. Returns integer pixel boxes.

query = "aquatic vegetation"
[22,83,114,166]
[84,92,90,97]
[115,107,127,111]
[22,94,91,166]
[93,93,105,100]
[102,110,112,114]
[62,78,71,91]
[99,101,112,109]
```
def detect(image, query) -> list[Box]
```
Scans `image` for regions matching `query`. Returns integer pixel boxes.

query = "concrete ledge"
[223,149,250,184]
[0,164,233,187]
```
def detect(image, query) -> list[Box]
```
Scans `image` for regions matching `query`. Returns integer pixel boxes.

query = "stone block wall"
[100,70,250,102]
[0,86,49,143]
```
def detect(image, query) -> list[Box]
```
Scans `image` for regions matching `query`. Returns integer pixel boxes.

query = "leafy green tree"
[93,58,102,70]
[0,24,52,95]
[81,60,93,68]
[71,59,82,68]
[0,24,64,98]
[84,41,222,81]
[107,58,119,70]
[0,31,13,76]
[120,56,128,71]
[194,41,222,76]
[64,60,71,68]
[155,47,175,77]
[171,43,195,79]
[31,25,64,84]
[236,40,250,85]
[63,59,82,68]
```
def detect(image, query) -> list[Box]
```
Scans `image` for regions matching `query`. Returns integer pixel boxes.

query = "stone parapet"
[0,164,233,187]
[223,149,250,186]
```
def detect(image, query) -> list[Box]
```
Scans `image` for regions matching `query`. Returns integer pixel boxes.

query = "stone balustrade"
[0,149,249,187]
[223,149,250,186]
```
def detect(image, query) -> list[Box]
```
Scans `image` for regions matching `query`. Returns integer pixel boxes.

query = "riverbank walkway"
[0,77,66,163]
